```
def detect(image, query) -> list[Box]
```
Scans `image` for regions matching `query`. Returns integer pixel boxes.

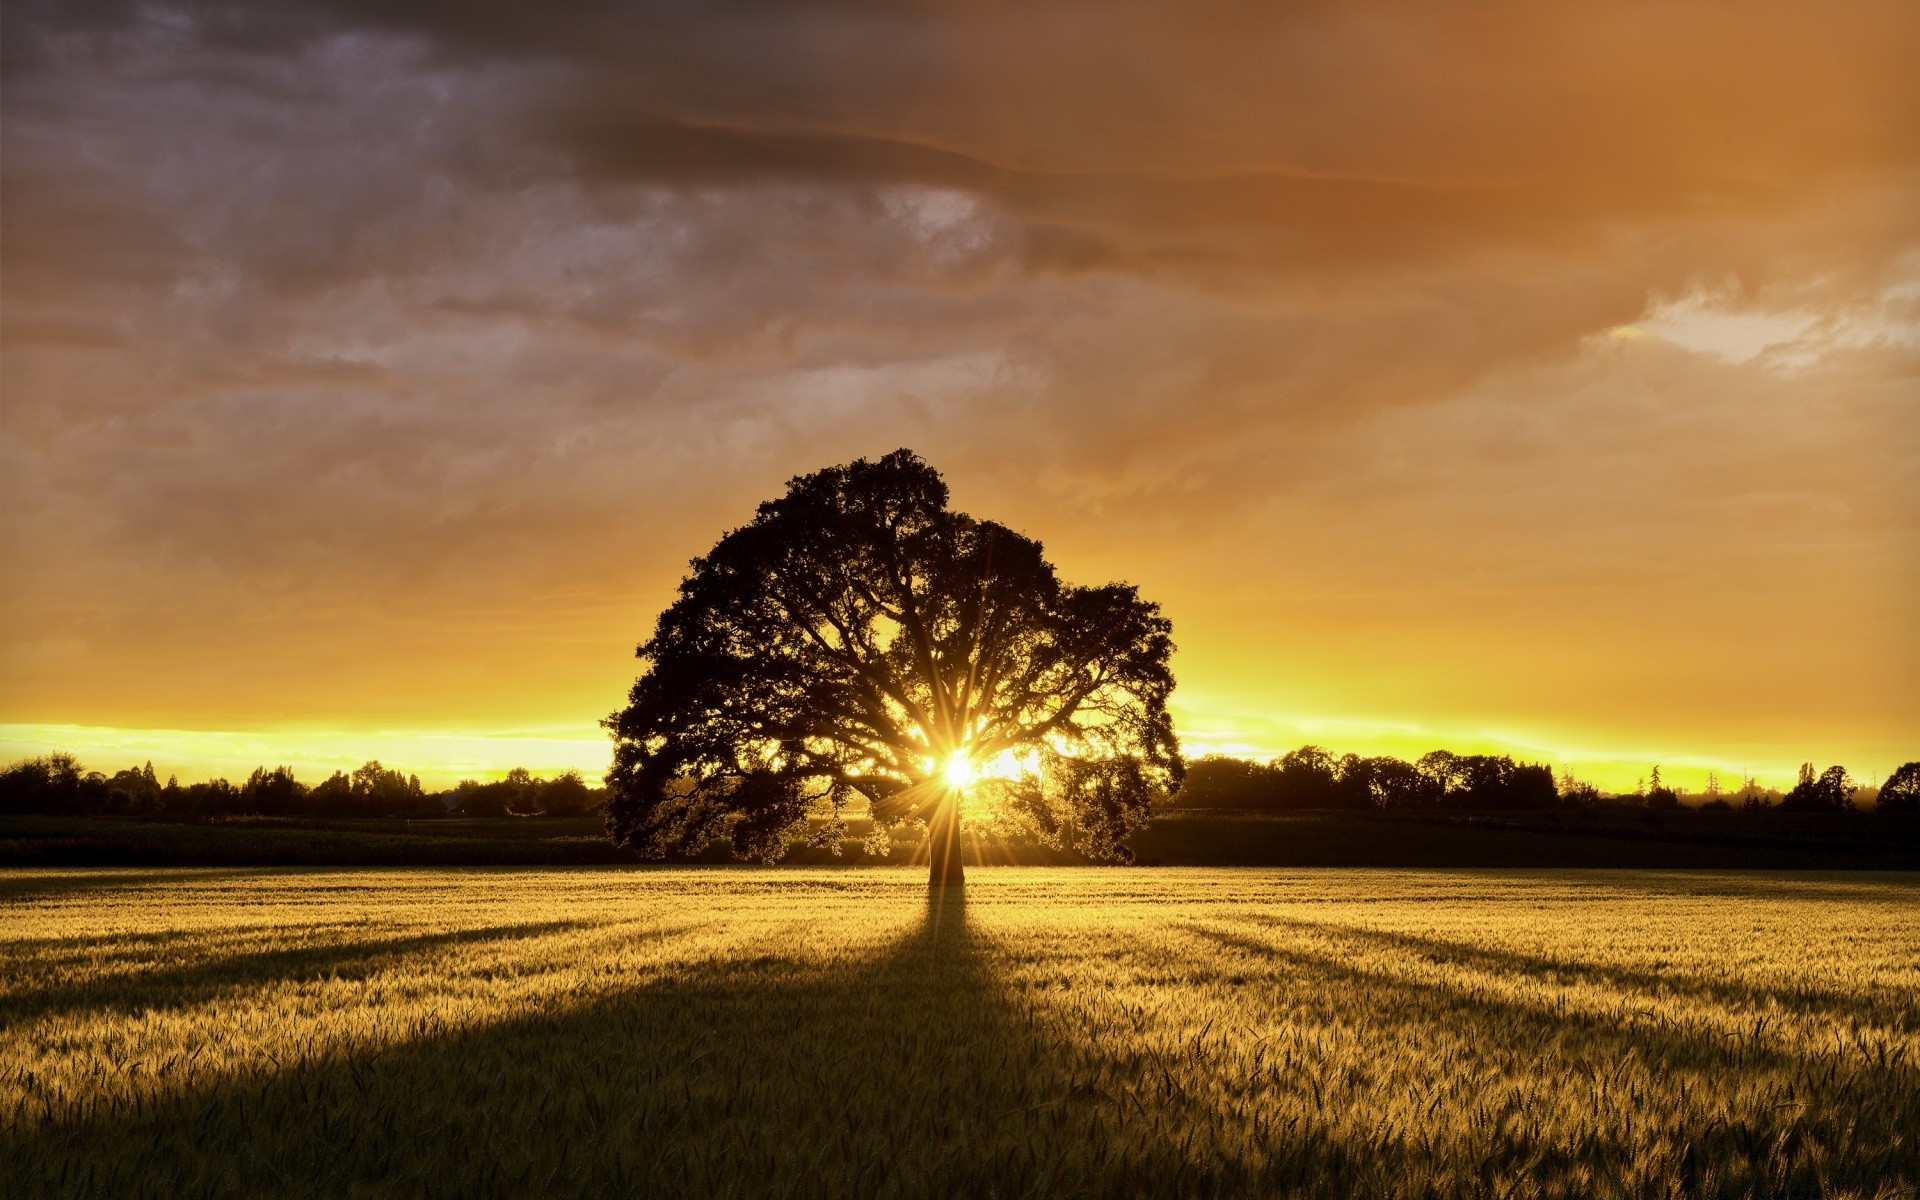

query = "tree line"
[0,754,604,820]
[4,745,1915,823]
[1169,747,1920,813]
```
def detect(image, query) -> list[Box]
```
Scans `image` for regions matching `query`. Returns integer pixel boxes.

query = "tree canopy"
[1881,762,1920,812]
[604,450,1182,877]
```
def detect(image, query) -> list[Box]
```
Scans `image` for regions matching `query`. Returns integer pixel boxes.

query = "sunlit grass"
[2,868,1916,1198]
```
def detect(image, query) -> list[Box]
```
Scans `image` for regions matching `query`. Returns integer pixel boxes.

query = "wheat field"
[2,867,1916,1199]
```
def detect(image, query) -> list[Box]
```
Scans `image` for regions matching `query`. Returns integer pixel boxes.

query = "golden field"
[2,867,1916,1198]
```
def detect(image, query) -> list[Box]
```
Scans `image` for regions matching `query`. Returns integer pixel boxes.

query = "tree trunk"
[927,798,965,886]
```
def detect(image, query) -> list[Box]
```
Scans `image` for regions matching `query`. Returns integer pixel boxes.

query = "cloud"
[1,0,1914,783]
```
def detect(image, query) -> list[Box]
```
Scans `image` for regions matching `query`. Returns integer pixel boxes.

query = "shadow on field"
[1223,911,1920,1032]
[0,920,590,1028]
[11,889,1918,1199]
[0,868,267,904]
[1177,919,1919,1183]
[9,887,1221,1198]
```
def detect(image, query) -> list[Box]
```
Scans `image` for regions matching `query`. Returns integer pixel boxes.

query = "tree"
[1558,769,1602,807]
[605,450,1182,884]
[454,767,544,817]
[1171,757,1280,808]
[242,766,306,815]
[1645,764,1679,811]
[1271,745,1339,808]
[1365,756,1435,808]
[1332,754,1375,809]
[1416,751,1464,803]
[1879,762,1920,812]
[1782,762,1854,812]
[1332,754,1431,809]
[537,769,598,817]
[0,753,102,815]
[107,762,164,815]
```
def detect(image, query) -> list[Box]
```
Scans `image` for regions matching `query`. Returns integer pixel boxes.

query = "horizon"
[0,715,1898,798]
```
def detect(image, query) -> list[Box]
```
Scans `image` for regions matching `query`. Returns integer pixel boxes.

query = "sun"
[943,750,977,790]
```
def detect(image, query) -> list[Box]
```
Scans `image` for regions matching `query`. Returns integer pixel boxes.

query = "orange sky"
[2,0,1916,791]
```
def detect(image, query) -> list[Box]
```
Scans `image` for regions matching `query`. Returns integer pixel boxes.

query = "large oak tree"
[605,450,1181,883]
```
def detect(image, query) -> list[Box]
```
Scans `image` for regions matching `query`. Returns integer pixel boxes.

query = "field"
[3,869,1917,1198]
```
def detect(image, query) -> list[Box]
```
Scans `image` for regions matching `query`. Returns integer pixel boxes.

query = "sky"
[2,0,1916,792]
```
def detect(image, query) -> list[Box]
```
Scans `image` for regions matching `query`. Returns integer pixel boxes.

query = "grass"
[2,867,1917,1198]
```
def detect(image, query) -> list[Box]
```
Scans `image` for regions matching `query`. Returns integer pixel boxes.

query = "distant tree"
[346,761,431,816]
[1507,762,1560,809]
[1272,745,1340,808]
[604,450,1180,883]
[1782,763,1855,812]
[1878,762,1920,812]
[1645,765,1679,811]
[1416,751,1464,802]
[107,761,164,815]
[308,770,353,813]
[1735,770,1774,810]
[0,753,105,815]
[181,778,243,817]
[1171,757,1280,807]
[454,767,548,817]
[1332,754,1371,808]
[1416,754,1557,809]
[1365,756,1434,808]
[242,766,306,815]
[537,769,598,817]
[1558,769,1603,807]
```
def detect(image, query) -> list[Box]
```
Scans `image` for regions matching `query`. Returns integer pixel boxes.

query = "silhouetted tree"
[1782,762,1854,812]
[466,768,599,817]
[1505,761,1560,809]
[1332,754,1432,809]
[107,761,164,815]
[299,761,430,817]
[1416,750,1464,801]
[242,766,307,815]
[1332,754,1374,808]
[604,450,1181,883]
[455,767,528,818]
[1645,765,1680,811]
[1879,762,1920,812]
[0,753,103,815]
[1168,757,1278,807]
[1411,753,1558,809]
[308,770,353,813]
[1374,756,1435,808]
[1558,769,1603,807]
[180,777,243,817]
[1272,745,1340,808]
[537,769,598,817]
